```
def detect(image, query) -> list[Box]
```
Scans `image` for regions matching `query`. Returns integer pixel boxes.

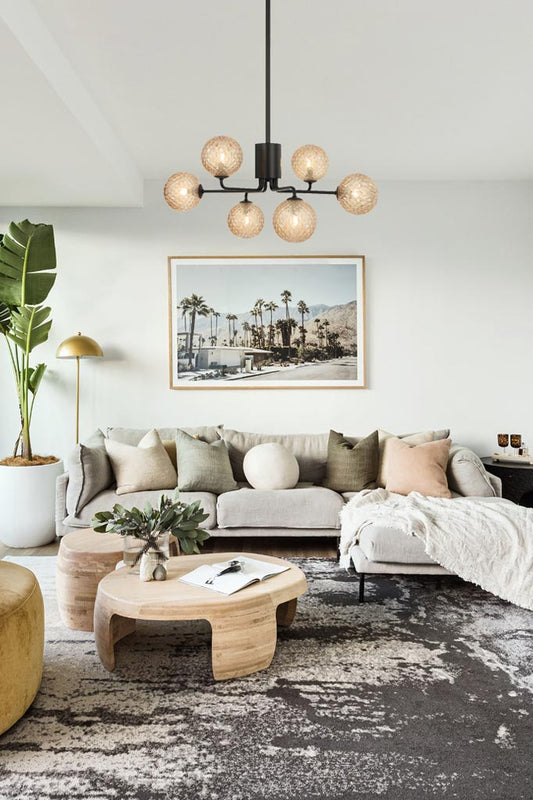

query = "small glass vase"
[123,532,170,573]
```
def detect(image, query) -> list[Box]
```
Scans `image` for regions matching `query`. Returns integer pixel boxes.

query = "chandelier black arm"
[198,178,268,198]
[301,187,339,196]
[272,182,339,197]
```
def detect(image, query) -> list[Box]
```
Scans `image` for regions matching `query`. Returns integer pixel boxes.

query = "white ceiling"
[1,0,532,206]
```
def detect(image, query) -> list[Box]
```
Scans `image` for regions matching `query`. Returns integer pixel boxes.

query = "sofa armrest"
[55,472,69,538]
[487,472,502,497]
[447,445,498,497]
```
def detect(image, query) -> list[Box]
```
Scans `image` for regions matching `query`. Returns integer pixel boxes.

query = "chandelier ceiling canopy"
[164,0,378,242]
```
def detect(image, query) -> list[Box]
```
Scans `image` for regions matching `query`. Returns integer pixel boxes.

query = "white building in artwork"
[196,346,271,372]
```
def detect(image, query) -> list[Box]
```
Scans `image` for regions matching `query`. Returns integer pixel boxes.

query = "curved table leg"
[276,598,298,627]
[210,606,278,681]
[94,593,136,671]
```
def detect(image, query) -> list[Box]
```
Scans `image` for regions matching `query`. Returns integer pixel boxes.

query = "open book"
[178,556,290,595]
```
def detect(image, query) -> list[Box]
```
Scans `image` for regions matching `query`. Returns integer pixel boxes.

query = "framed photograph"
[168,255,366,389]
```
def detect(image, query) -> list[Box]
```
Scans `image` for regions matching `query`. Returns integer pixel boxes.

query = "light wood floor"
[0,536,337,559]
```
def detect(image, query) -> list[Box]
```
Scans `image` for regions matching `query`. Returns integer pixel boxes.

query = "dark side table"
[482,457,533,507]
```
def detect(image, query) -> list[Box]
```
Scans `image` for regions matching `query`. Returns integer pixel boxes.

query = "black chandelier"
[164,0,378,242]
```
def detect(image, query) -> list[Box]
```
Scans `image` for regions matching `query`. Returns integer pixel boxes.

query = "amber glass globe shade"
[201,136,243,177]
[164,173,201,211]
[291,145,329,182]
[273,197,316,243]
[337,173,378,215]
[227,200,264,239]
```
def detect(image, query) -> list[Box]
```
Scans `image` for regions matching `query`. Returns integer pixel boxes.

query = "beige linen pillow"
[385,438,452,498]
[105,429,177,495]
[377,429,435,487]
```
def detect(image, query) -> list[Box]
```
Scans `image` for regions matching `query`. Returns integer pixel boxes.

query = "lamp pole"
[56,332,103,444]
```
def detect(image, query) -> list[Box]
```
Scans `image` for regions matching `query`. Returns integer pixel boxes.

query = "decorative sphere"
[164,172,201,211]
[291,144,329,182]
[337,173,378,215]
[201,136,243,177]
[273,197,316,243]
[243,443,300,490]
[227,200,264,239]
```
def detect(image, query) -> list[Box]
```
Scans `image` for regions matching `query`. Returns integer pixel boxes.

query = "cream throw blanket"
[340,489,533,611]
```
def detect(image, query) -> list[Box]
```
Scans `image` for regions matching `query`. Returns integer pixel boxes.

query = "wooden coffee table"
[94,552,307,680]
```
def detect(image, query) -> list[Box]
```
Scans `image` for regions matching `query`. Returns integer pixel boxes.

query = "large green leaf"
[28,363,47,395]
[7,305,52,353]
[0,301,10,335]
[0,220,56,307]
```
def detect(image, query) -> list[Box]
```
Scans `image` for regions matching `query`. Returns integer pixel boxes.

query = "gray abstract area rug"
[1,556,532,800]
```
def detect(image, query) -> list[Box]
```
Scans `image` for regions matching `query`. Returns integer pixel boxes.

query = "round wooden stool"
[56,529,124,631]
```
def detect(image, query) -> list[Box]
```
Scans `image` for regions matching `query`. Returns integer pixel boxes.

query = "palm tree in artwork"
[297,300,310,346]
[281,289,292,320]
[314,317,321,345]
[208,307,215,345]
[255,299,265,346]
[250,305,259,330]
[178,299,190,354]
[280,290,294,356]
[317,323,325,350]
[226,313,238,346]
[226,313,233,346]
[264,300,278,347]
[242,321,251,347]
[182,294,210,367]
[329,331,341,357]
[213,311,221,344]
[275,319,283,347]
[322,319,330,353]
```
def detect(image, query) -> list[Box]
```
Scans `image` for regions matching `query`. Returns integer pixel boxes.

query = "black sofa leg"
[358,572,365,603]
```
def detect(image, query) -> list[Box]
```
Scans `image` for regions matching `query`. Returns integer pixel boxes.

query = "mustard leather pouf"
[0,561,44,735]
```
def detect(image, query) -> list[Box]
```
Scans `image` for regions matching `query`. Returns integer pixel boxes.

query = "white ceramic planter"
[0,459,64,547]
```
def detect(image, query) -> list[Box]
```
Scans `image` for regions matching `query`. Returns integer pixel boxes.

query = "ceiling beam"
[0,0,143,204]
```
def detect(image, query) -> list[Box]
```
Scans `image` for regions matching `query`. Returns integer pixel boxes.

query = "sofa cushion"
[218,428,329,483]
[358,524,436,564]
[385,438,452,498]
[107,425,221,445]
[243,443,299,489]
[176,430,237,494]
[105,429,177,495]
[447,445,497,497]
[323,430,379,492]
[64,489,217,530]
[217,486,343,529]
[377,429,435,487]
[66,443,113,516]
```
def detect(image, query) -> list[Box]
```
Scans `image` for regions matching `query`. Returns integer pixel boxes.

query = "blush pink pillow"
[385,438,452,498]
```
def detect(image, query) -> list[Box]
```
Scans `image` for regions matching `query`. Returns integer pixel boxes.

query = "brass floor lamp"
[56,333,103,444]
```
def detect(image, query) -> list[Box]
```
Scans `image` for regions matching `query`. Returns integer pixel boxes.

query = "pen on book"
[205,561,244,585]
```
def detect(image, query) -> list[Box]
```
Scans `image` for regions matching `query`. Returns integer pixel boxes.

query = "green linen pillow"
[323,429,379,492]
[176,429,238,494]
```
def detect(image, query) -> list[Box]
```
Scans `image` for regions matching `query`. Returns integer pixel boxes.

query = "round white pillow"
[243,443,300,490]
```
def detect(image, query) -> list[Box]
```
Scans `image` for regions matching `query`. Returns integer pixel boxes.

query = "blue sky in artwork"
[175,262,357,315]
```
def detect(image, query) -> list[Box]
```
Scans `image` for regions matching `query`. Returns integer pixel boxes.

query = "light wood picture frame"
[168,255,366,390]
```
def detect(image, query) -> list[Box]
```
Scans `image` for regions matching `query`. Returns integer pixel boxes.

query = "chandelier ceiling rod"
[163,0,378,241]
[265,0,271,145]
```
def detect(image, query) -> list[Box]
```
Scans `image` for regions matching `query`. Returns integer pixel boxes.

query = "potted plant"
[91,493,210,581]
[0,220,63,548]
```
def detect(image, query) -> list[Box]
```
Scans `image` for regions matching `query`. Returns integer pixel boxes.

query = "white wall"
[1,179,532,462]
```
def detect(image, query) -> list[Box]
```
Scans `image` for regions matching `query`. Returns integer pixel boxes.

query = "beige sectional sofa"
[56,427,502,598]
